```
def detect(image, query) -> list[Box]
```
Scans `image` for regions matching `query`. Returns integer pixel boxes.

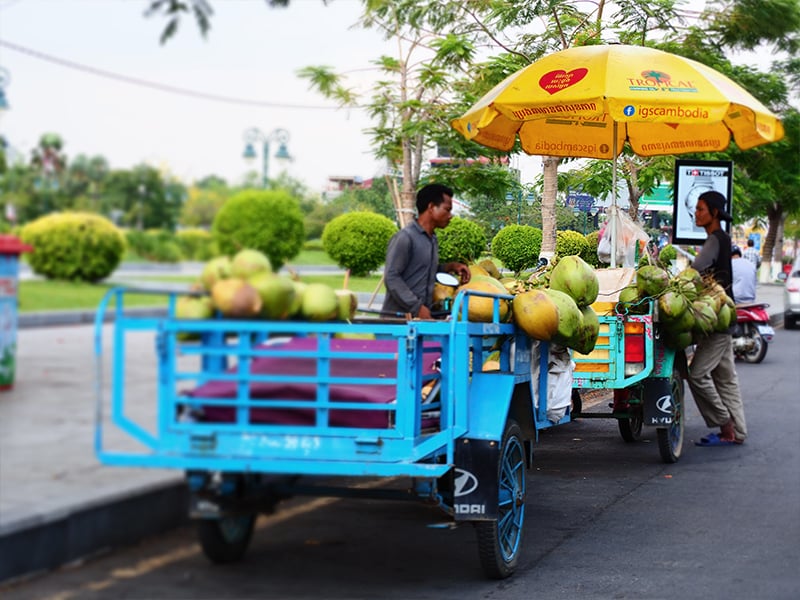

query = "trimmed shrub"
[583,230,601,268]
[322,211,397,276]
[212,189,305,270]
[555,230,590,259]
[436,217,487,264]
[176,228,215,261]
[20,212,126,282]
[491,225,542,276]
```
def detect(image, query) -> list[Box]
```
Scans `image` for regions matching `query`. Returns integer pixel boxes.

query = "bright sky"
[0,0,402,192]
[3,0,779,197]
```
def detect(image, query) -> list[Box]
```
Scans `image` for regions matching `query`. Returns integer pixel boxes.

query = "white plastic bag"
[597,206,651,267]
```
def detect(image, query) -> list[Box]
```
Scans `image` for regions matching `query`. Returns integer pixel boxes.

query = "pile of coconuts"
[436,256,601,355]
[617,264,735,350]
[175,248,357,324]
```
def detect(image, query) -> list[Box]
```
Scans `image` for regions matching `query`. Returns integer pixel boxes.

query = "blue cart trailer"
[571,292,688,464]
[93,286,576,579]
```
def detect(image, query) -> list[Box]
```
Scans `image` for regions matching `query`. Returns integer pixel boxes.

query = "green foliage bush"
[658,244,678,267]
[20,212,126,282]
[303,238,324,252]
[491,225,542,275]
[125,229,184,263]
[436,217,487,264]
[176,228,215,261]
[583,230,601,268]
[322,211,397,276]
[212,190,305,270]
[555,230,590,259]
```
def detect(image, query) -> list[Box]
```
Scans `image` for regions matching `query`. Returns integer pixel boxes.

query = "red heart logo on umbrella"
[539,68,588,95]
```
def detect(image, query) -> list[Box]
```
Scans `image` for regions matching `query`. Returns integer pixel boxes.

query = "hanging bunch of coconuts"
[175,248,357,324]
[436,256,602,355]
[616,264,736,350]
[511,255,601,354]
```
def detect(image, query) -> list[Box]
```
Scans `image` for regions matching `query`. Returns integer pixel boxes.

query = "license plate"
[757,325,775,337]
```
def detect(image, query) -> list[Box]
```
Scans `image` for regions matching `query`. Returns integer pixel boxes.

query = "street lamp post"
[242,127,292,188]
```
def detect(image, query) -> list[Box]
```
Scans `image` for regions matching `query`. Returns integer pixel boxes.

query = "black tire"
[740,324,768,363]
[786,314,797,330]
[196,514,256,564]
[657,357,685,464]
[571,389,582,417]
[475,419,526,580]
[617,404,644,442]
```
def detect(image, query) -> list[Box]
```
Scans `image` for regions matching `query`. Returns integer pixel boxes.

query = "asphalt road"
[2,330,798,600]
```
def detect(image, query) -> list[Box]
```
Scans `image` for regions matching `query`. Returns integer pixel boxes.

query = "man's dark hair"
[416,183,453,214]
[747,238,755,248]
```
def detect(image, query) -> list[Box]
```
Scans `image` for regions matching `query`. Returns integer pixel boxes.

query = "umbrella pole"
[610,122,618,269]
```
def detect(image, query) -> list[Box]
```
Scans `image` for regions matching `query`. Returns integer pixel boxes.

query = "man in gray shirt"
[382,184,471,319]
[731,245,757,303]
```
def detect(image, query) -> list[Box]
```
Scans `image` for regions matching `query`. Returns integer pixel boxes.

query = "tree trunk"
[760,203,783,281]
[540,156,561,260]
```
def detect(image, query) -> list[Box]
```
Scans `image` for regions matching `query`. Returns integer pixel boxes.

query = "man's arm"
[692,235,720,274]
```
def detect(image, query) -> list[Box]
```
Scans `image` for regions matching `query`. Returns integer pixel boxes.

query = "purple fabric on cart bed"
[190,337,441,428]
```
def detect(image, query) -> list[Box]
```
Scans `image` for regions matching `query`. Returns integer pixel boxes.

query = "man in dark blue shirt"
[382,184,471,319]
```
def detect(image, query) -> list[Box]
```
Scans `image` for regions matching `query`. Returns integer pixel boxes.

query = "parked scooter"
[732,303,774,363]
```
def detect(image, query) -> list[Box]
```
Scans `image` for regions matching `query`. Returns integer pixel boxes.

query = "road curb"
[0,480,188,584]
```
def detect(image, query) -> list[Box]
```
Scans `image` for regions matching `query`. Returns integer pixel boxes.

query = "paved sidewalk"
[0,283,786,583]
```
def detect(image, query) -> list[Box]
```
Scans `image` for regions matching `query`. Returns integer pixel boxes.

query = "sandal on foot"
[695,433,738,447]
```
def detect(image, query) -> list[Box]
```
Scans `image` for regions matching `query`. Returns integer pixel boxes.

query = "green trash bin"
[0,235,33,390]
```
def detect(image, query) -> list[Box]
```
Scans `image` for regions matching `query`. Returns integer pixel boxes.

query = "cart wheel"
[657,361,685,464]
[196,514,256,564]
[617,404,643,442]
[475,419,525,579]
[571,389,582,416]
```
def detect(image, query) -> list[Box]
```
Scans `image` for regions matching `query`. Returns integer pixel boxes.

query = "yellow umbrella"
[451,44,784,266]
[452,44,784,158]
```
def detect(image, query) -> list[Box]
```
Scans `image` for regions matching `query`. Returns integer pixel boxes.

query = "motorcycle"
[732,303,774,363]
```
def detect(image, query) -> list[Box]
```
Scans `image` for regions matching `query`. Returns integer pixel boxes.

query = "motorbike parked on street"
[732,303,774,363]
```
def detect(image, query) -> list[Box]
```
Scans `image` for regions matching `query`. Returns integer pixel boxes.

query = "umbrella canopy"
[451,44,784,159]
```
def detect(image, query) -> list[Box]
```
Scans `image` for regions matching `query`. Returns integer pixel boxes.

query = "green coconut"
[230,248,272,279]
[300,283,339,321]
[663,330,693,351]
[211,278,263,318]
[617,285,648,315]
[334,289,358,321]
[548,255,600,307]
[478,259,503,280]
[658,290,689,323]
[571,306,601,355]
[249,272,296,320]
[288,281,307,317]
[636,265,670,298]
[458,277,511,322]
[715,302,734,332]
[200,256,232,291]
[512,288,560,341]
[544,288,583,346]
[677,267,704,296]
[175,295,214,340]
[691,299,718,336]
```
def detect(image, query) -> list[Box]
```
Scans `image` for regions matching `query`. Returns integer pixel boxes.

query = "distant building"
[323,175,373,201]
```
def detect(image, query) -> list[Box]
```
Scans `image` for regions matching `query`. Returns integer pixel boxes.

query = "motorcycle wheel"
[740,324,767,364]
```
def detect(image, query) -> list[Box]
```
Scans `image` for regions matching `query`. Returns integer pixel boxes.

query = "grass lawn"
[18,280,170,313]
[18,274,385,313]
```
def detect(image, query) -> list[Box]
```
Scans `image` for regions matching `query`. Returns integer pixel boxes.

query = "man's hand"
[416,305,433,320]
[446,262,471,285]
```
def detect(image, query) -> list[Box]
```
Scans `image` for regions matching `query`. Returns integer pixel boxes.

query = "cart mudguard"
[642,377,674,427]
[466,372,515,441]
[453,438,498,521]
